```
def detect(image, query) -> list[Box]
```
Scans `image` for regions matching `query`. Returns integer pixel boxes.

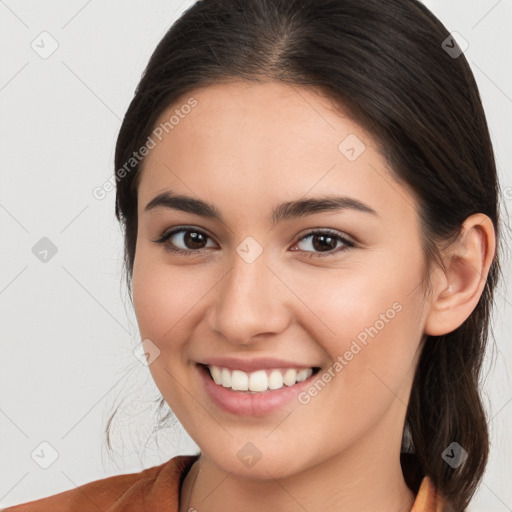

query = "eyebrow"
[144,190,378,224]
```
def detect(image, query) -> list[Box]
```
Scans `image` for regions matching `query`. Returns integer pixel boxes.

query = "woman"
[4,0,501,510]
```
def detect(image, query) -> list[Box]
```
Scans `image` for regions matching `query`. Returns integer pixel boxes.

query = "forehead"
[147,80,362,158]
[137,81,418,225]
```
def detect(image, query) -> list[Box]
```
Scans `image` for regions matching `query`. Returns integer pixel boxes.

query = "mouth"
[201,363,321,393]
[195,358,323,416]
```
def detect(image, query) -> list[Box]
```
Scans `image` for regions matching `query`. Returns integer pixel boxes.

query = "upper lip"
[198,357,318,373]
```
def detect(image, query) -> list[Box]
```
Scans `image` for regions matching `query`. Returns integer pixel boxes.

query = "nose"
[206,249,292,346]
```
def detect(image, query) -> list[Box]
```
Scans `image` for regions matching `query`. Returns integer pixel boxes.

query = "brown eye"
[181,230,208,249]
[153,227,354,258]
[292,230,354,257]
[153,227,216,255]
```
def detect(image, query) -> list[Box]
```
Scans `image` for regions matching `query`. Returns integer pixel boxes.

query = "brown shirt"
[2,454,448,511]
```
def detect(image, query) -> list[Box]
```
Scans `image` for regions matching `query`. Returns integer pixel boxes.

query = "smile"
[197,363,321,416]
[207,364,315,393]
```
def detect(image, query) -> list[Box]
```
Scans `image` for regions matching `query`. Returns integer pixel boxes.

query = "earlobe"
[424,214,496,337]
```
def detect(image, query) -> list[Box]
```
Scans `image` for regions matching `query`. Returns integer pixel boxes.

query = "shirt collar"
[109,455,448,512]
[410,475,449,512]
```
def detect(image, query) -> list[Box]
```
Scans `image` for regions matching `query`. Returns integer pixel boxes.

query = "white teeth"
[268,369,283,390]
[221,368,231,388]
[206,365,314,392]
[296,369,309,382]
[283,368,298,386]
[231,370,249,391]
[210,365,222,385]
[249,370,268,392]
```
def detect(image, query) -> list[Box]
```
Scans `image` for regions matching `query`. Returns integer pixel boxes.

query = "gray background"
[0,1,510,510]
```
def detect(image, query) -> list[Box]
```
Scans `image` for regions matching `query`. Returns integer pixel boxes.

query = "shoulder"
[1,454,199,512]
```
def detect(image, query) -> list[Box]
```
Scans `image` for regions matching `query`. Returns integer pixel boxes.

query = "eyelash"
[152,226,355,258]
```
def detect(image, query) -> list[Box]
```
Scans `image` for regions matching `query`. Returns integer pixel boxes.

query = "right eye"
[153,227,217,255]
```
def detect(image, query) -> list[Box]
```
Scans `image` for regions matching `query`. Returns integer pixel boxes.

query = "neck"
[180,408,416,512]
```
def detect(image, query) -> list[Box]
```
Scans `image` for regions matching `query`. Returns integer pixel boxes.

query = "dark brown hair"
[111,0,501,509]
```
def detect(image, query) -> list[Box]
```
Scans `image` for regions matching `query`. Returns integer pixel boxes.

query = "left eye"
[292,230,354,256]
[153,228,354,257]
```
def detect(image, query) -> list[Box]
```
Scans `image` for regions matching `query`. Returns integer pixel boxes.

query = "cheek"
[131,248,217,343]
[288,261,425,398]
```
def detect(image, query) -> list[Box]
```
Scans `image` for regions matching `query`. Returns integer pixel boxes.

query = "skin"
[131,81,495,512]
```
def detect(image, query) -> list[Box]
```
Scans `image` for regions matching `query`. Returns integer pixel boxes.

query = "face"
[132,81,431,479]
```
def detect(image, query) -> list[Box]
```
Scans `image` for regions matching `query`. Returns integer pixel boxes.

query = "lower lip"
[197,364,318,417]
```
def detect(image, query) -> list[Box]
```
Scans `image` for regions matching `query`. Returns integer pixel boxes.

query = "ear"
[424,213,496,337]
